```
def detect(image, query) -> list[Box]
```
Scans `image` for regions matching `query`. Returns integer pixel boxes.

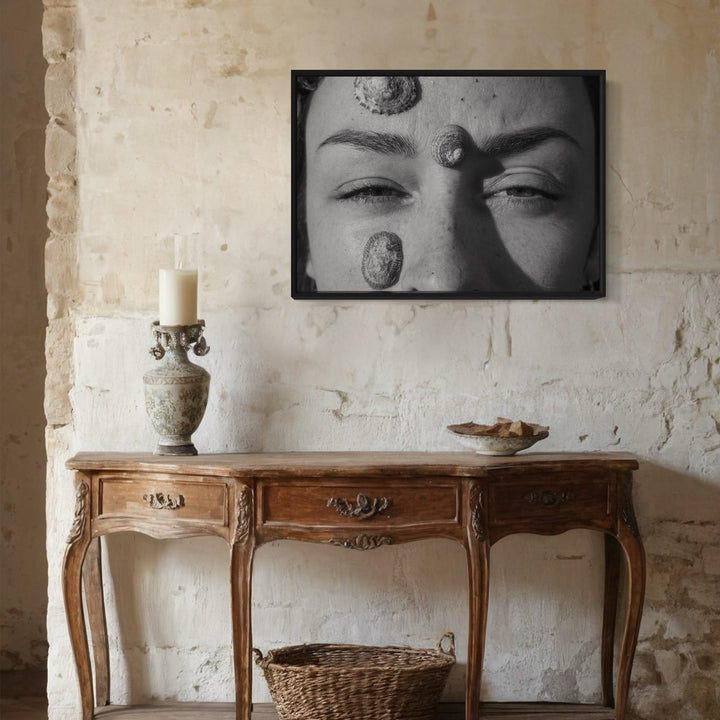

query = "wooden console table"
[63,452,645,720]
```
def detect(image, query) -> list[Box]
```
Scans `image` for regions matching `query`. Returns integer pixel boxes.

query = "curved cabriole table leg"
[83,536,110,707]
[601,531,621,707]
[614,483,646,720]
[62,479,95,720]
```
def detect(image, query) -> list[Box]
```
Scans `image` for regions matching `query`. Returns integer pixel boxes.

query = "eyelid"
[483,167,567,195]
[333,177,408,195]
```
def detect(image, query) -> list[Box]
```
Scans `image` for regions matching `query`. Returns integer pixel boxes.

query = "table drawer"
[259,481,460,529]
[489,473,612,526]
[97,475,228,525]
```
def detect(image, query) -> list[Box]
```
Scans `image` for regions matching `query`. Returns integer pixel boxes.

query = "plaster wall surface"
[44,1,719,719]
[1,0,49,675]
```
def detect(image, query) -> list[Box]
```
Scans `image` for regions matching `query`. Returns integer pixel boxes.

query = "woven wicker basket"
[253,632,456,720]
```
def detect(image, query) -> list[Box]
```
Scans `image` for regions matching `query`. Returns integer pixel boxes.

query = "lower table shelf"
[93,702,617,720]
[94,705,235,719]
[477,702,617,718]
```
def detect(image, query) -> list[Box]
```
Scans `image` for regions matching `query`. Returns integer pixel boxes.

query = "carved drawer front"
[489,473,613,527]
[97,475,228,525]
[259,481,459,529]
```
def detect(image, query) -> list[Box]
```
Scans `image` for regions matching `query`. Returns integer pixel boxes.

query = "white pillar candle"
[159,268,198,326]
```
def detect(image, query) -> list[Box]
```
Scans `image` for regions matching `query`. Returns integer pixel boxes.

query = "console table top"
[67,450,638,477]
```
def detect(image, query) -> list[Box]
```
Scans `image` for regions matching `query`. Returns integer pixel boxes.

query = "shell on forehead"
[431,124,470,168]
[354,76,419,115]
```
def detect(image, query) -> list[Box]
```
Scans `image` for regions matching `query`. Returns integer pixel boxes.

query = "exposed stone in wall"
[633,518,720,719]
[43,0,77,425]
[42,0,79,709]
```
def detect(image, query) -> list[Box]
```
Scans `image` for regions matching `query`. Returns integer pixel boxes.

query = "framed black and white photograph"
[292,70,605,300]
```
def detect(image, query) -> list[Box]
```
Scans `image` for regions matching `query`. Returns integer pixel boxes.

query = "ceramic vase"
[143,322,210,455]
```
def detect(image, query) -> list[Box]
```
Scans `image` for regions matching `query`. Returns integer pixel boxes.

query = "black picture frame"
[292,69,605,300]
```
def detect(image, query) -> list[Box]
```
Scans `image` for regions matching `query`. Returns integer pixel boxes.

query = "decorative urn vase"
[143,321,210,455]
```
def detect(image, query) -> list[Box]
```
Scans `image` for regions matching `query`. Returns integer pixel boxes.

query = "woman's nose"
[398,242,465,292]
[397,187,475,292]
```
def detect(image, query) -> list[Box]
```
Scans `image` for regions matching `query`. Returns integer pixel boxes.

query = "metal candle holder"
[143,321,210,456]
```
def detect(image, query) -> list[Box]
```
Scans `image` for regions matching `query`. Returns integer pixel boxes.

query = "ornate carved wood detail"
[234,485,252,543]
[142,492,185,510]
[67,481,89,544]
[327,534,393,550]
[470,484,485,541]
[522,490,574,507]
[327,493,392,520]
[621,479,640,538]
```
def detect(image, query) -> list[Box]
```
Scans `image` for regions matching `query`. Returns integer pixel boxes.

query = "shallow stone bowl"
[446,426,549,456]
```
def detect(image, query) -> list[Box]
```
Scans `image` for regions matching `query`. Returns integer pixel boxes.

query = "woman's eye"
[335,180,410,204]
[506,186,549,198]
[482,171,565,208]
[484,185,557,200]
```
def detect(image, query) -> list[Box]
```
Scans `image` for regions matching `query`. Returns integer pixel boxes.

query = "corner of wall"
[42,0,79,711]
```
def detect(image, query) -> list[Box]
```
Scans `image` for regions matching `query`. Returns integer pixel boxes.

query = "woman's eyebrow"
[480,127,583,157]
[317,130,417,157]
[316,126,582,158]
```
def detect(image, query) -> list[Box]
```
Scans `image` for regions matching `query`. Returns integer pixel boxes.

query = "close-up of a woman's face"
[297,74,599,295]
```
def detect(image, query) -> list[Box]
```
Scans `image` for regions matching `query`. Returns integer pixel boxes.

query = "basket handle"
[252,648,265,666]
[437,632,456,657]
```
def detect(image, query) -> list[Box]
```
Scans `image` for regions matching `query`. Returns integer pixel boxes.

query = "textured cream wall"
[44,1,719,718]
[1,0,48,674]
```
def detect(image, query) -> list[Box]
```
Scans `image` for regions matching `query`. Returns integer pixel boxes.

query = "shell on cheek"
[361,232,404,290]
